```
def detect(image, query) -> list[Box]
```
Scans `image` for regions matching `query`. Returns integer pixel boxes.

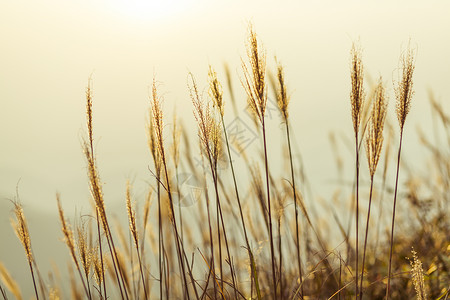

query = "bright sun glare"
[109,0,187,21]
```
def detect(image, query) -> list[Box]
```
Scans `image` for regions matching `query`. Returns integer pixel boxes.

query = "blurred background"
[1,0,449,296]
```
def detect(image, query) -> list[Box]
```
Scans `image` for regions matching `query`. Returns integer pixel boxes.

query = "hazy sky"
[1,0,450,296]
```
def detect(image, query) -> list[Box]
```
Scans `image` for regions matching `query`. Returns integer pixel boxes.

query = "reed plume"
[360,77,387,299]
[386,44,416,300]
[350,42,365,298]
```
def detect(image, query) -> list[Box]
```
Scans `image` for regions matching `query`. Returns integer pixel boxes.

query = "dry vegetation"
[1,26,449,300]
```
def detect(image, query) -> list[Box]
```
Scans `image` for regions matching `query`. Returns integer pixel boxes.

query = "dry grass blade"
[0,262,22,300]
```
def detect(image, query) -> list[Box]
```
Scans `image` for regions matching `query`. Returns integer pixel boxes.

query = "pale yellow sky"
[1,0,449,211]
[1,0,450,296]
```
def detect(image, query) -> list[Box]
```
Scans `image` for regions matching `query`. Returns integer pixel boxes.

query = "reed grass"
[2,27,448,300]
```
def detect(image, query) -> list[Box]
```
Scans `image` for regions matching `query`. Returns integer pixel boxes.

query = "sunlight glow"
[109,0,188,21]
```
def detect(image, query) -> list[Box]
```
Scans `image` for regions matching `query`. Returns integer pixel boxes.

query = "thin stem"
[157,177,164,300]
[28,261,39,300]
[262,119,277,300]
[355,131,360,299]
[220,117,261,299]
[386,130,404,300]
[204,139,237,299]
[0,284,7,300]
[162,159,191,300]
[285,119,304,298]
[136,247,148,300]
[105,220,129,300]
[96,209,107,299]
[360,177,374,299]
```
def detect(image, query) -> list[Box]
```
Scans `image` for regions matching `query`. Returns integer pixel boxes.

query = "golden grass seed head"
[149,77,168,172]
[208,65,224,117]
[190,72,222,166]
[126,181,139,248]
[147,110,162,175]
[12,202,33,264]
[365,77,388,177]
[85,79,94,149]
[395,46,416,130]
[276,62,289,120]
[409,248,428,300]
[57,195,80,269]
[91,245,104,286]
[242,24,267,124]
[350,42,365,135]
[76,222,91,277]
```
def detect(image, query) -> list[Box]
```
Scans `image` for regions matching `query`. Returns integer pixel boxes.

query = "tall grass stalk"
[350,43,365,298]
[209,65,262,299]
[84,80,128,300]
[149,77,191,299]
[197,139,218,299]
[242,25,277,300]
[147,103,167,300]
[386,45,415,300]
[275,62,305,298]
[360,77,387,299]
[190,72,237,299]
